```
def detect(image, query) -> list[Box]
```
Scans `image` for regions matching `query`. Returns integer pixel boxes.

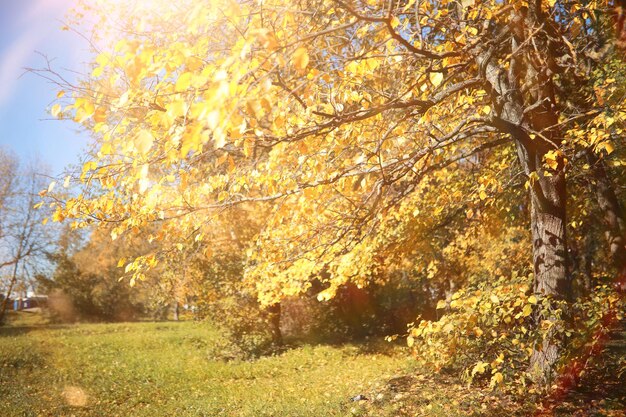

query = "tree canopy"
[45,0,626,385]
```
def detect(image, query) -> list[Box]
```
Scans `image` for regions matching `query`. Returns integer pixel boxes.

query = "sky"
[0,0,90,178]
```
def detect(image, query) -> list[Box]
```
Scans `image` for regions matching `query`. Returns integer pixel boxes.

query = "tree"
[46,0,626,383]
[0,151,50,323]
[41,225,167,322]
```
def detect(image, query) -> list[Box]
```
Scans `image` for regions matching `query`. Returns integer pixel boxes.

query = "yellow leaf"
[176,72,193,91]
[436,299,447,309]
[118,90,130,107]
[51,104,62,118]
[390,16,400,29]
[139,163,149,179]
[93,107,106,123]
[52,210,64,222]
[471,361,488,377]
[82,100,95,117]
[218,191,229,202]
[100,142,113,155]
[135,130,154,155]
[243,137,255,158]
[206,109,220,131]
[56,90,65,99]
[293,47,309,71]
[430,72,443,87]
[213,130,226,149]
[528,295,538,304]
[407,336,414,347]
[490,372,504,388]
[522,304,533,317]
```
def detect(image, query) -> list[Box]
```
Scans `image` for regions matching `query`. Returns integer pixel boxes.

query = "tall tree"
[0,152,50,323]
[47,0,626,381]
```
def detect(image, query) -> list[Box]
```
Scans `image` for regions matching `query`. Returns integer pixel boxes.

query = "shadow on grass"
[280,333,404,356]
[0,326,42,337]
[0,311,74,337]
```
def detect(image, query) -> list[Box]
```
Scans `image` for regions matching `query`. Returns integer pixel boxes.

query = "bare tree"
[0,150,51,323]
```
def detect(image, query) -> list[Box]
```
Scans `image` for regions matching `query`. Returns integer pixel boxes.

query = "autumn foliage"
[41,0,626,391]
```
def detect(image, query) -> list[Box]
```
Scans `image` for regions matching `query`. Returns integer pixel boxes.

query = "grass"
[1,312,428,417]
[7,311,620,416]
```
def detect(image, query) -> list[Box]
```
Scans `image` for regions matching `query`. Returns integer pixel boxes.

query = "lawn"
[1,312,463,417]
[6,311,618,417]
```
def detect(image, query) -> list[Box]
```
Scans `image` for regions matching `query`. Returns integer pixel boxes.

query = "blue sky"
[0,0,90,177]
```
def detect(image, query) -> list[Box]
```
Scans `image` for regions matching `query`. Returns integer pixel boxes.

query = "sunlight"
[61,386,89,407]
[1,0,625,415]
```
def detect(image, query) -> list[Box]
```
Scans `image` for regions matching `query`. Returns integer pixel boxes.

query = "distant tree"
[41,226,146,322]
[0,150,50,323]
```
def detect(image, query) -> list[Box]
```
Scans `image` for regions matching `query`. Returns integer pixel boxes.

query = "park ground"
[1,311,624,417]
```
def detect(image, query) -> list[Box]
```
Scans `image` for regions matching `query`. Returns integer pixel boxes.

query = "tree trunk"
[0,260,20,325]
[528,170,570,381]
[173,300,179,321]
[267,302,282,345]
[580,229,595,294]
[530,173,570,297]
[586,150,626,288]
[474,2,582,381]
[478,31,571,382]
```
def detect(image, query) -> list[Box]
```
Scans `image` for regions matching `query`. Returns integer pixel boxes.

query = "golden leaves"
[519,304,533,318]
[175,72,193,91]
[471,361,488,377]
[51,104,62,118]
[490,372,504,388]
[543,150,567,171]
[92,66,104,78]
[243,137,255,158]
[390,16,400,29]
[74,98,95,123]
[429,72,443,87]
[292,47,309,71]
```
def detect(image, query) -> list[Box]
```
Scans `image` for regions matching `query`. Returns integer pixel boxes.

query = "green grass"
[1,312,417,417]
[0,312,538,416]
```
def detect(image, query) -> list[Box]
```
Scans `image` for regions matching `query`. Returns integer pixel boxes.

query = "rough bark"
[530,173,569,297]
[528,170,569,381]
[476,7,571,382]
